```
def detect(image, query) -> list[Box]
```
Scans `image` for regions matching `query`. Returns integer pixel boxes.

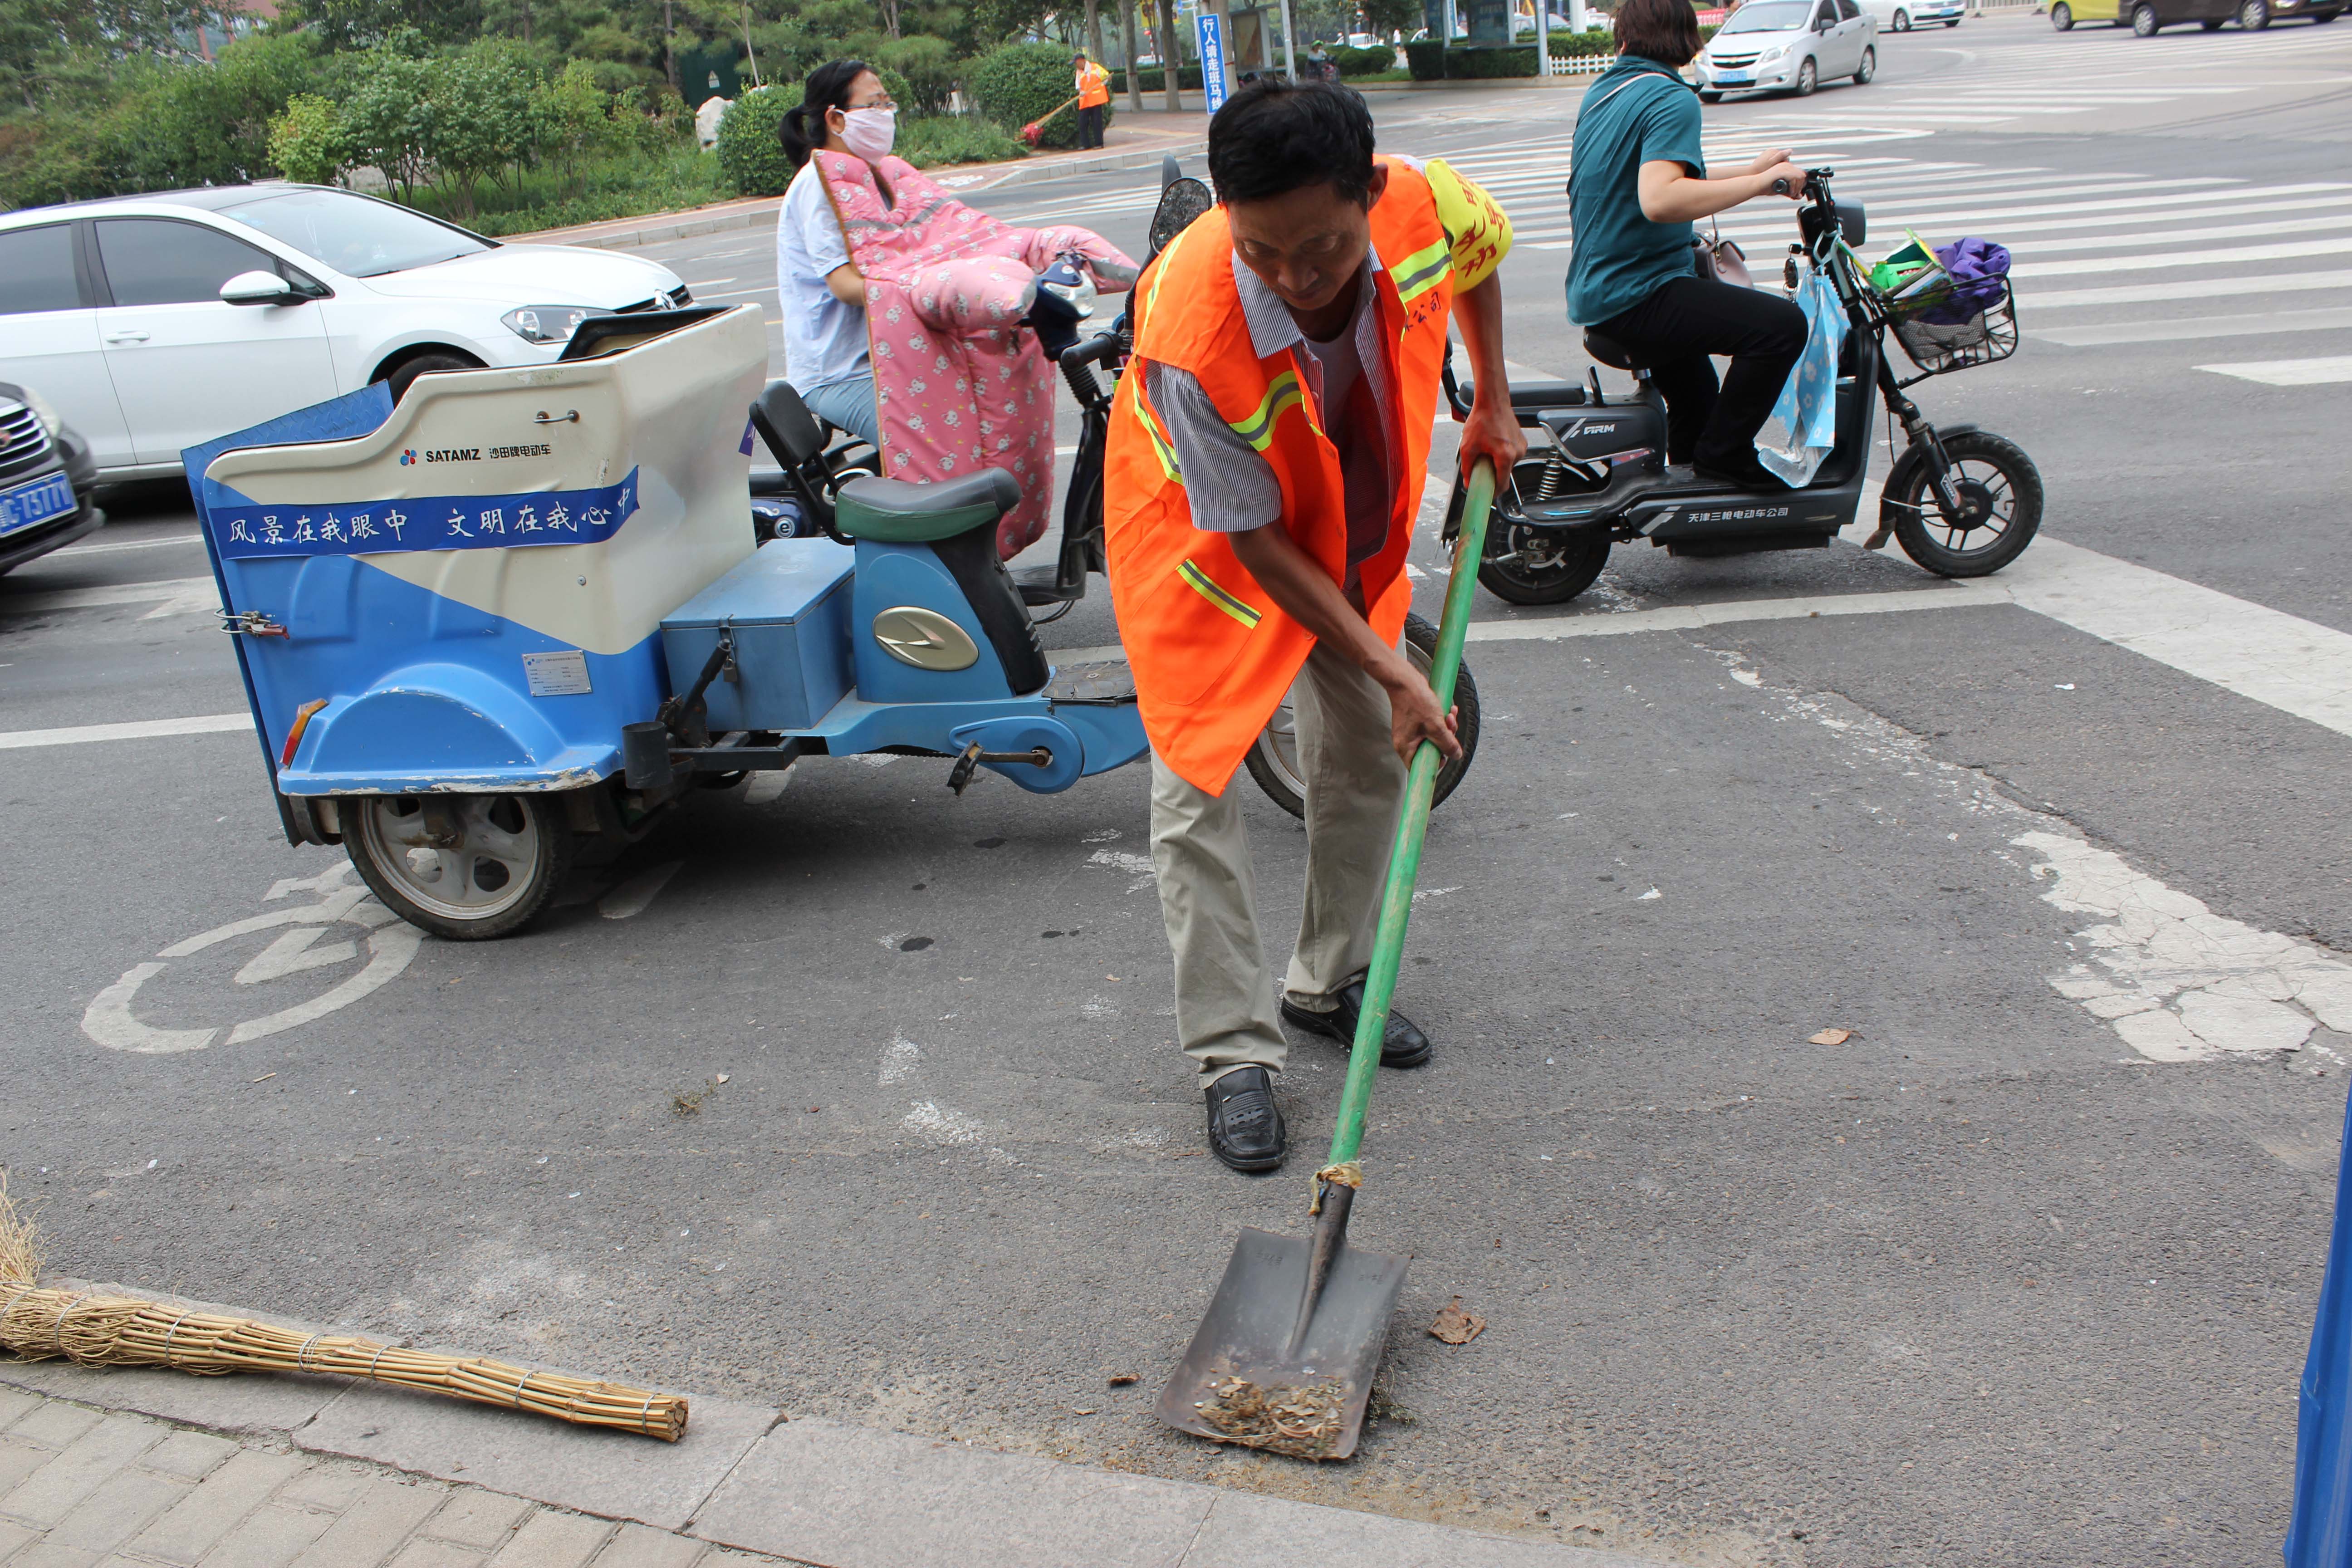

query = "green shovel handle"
[1324,458,1496,1171]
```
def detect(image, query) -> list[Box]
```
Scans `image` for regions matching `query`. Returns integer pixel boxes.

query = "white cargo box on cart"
[187,305,768,801]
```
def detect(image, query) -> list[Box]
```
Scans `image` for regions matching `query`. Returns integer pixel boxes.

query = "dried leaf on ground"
[1429,1297,1486,1345]
[1193,1374,1348,1458]
[1808,1028,1854,1045]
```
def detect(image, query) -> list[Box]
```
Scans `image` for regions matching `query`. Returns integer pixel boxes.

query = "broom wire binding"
[0,1176,686,1441]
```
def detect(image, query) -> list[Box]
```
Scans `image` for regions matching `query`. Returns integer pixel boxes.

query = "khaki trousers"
[1148,639,1408,1081]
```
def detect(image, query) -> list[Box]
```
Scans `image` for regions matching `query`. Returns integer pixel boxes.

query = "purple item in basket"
[1919,236,2011,324]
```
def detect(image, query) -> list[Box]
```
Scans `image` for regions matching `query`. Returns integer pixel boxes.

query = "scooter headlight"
[501,304,609,346]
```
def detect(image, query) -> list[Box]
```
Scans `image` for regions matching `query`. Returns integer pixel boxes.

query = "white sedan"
[0,186,692,481]
[1696,0,1878,98]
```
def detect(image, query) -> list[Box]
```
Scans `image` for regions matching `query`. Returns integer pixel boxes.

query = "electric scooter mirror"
[1148,176,1214,260]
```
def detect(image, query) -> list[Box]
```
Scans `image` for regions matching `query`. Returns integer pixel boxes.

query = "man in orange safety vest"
[1073,53,1111,149]
[1104,79,1524,1172]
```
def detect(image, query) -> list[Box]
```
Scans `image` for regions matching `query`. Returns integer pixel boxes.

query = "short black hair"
[1206,78,1377,207]
[1614,0,1702,67]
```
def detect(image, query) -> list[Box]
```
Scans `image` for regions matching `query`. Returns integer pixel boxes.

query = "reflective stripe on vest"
[1134,396,1184,484]
[1392,236,1451,305]
[1177,559,1261,627]
[1227,369,1307,453]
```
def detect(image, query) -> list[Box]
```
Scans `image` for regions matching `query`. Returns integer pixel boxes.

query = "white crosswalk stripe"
[990,26,2352,374]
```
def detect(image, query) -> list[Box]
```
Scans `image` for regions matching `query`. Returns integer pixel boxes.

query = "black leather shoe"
[1280,981,1433,1068]
[1204,1067,1286,1173]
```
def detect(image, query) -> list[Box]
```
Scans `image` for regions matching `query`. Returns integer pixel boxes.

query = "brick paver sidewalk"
[0,1388,780,1568]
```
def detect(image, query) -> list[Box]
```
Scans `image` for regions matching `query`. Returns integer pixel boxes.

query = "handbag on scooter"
[1692,217,1753,289]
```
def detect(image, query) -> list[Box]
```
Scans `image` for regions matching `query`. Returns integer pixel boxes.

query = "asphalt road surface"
[8,15,2352,1565]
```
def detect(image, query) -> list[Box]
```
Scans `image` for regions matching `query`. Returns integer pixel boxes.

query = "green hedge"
[1108,64,1205,92]
[715,82,795,195]
[1334,44,1401,74]
[964,40,1110,151]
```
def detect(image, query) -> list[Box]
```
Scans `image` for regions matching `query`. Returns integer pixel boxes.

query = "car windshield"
[1720,2,1812,29]
[212,190,491,278]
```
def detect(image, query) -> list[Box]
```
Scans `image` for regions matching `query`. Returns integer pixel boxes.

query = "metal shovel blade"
[1155,1225,1407,1461]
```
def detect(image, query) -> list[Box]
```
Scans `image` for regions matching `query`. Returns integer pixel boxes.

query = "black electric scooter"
[1442,167,2043,605]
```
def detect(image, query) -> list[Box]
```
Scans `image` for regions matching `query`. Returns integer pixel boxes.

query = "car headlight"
[1757,41,1789,60]
[17,386,62,439]
[500,305,608,345]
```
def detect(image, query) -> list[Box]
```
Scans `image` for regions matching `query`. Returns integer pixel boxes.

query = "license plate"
[1716,71,1752,82]
[0,470,75,539]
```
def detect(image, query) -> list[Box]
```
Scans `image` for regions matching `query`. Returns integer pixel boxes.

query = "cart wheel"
[1244,612,1480,822]
[344,792,573,940]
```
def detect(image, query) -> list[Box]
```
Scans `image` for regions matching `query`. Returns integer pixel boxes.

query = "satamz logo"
[398,448,417,466]
[424,448,482,463]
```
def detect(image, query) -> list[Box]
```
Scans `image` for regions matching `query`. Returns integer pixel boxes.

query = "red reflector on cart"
[281,699,330,767]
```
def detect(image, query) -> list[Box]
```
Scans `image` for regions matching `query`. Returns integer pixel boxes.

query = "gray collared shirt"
[1143,246,1395,587]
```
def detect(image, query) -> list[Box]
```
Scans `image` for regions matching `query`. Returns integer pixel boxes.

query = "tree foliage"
[962,39,1103,150]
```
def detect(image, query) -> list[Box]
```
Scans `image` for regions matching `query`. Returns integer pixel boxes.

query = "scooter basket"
[1888,276,2018,376]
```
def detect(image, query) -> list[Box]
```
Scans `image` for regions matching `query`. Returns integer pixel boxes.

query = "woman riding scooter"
[1565,0,1810,491]
[774,60,1138,560]
[776,60,891,448]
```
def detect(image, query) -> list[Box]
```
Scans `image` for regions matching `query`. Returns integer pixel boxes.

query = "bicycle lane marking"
[80,865,423,1054]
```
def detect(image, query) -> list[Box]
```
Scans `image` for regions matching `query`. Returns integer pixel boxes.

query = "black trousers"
[1076,105,1105,148]
[1594,276,1807,471]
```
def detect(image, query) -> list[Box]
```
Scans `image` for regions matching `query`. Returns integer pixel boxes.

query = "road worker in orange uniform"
[1073,53,1112,149]
[1105,79,1524,1173]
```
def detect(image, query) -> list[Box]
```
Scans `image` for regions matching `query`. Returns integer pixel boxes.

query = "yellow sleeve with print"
[1426,157,1512,290]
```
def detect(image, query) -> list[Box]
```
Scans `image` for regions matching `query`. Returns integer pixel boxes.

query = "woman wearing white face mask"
[774,60,897,447]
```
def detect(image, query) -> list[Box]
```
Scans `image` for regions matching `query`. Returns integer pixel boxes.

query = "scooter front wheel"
[344,791,574,940]
[1887,430,2043,578]
[1245,612,1480,822]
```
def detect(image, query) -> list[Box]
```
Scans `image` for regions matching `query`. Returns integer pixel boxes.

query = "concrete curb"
[0,1286,1686,1568]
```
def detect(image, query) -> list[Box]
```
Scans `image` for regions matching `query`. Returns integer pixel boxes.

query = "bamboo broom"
[0,1180,687,1441]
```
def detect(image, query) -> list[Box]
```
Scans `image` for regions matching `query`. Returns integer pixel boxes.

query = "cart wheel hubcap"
[358,795,544,922]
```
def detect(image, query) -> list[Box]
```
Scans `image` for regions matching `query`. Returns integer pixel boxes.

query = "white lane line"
[2031,270,2352,309]
[2000,539,2352,738]
[48,534,205,559]
[0,576,216,615]
[2194,355,2352,386]
[2012,235,2352,278]
[1462,584,2007,641]
[1069,533,2352,740]
[2032,307,2352,347]
[0,713,251,750]
[1713,192,2352,248]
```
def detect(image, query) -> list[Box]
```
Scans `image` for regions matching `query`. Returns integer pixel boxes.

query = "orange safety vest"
[1105,158,1459,794]
[1077,61,1112,107]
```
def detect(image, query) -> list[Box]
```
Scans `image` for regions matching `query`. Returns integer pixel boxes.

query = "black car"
[0,381,103,574]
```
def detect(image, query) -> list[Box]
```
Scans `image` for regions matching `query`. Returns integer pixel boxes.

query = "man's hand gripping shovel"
[1153,461,1498,1461]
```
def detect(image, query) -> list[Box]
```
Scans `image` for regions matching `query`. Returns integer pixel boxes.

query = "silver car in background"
[1696,0,1878,98]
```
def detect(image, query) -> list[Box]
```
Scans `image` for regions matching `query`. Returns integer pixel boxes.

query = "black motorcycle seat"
[1583,330,1645,372]
[836,469,1021,544]
[749,380,830,467]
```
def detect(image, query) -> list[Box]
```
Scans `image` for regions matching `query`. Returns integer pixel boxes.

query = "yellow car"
[2053,0,2343,30]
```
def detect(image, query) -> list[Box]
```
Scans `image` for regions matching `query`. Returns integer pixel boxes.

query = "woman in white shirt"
[774,60,894,447]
